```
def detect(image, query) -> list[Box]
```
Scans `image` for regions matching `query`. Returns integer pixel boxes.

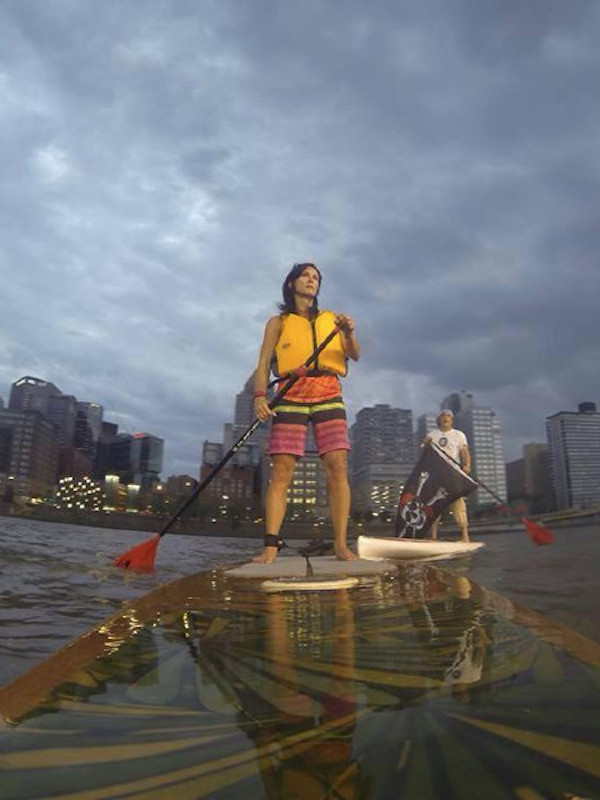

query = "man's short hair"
[437,409,454,423]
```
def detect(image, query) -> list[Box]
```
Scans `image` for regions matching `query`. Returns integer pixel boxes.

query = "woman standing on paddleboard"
[253,263,360,564]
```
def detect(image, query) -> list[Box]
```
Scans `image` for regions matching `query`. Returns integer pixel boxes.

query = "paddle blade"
[113,534,160,571]
[520,516,554,546]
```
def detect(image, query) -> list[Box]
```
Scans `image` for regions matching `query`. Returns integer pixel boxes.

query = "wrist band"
[253,391,266,398]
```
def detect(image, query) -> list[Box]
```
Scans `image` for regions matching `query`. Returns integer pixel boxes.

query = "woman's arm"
[254,316,282,421]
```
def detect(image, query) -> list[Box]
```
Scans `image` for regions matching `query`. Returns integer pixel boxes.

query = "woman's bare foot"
[252,546,278,564]
[334,545,359,561]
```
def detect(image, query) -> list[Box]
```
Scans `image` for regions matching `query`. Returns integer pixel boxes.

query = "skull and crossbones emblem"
[397,471,449,537]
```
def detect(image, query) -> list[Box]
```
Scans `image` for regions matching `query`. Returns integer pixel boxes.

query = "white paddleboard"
[357,535,485,561]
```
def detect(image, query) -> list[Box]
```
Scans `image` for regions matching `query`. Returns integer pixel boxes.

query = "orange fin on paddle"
[113,534,160,571]
[520,517,554,546]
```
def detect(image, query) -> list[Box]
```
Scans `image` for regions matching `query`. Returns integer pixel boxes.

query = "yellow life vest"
[274,310,348,377]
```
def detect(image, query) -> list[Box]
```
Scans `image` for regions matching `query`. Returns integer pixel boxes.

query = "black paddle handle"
[158,325,342,537]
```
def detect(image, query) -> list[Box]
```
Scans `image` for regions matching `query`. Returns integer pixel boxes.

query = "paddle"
[428,441,554,545]
[113,325,343,570]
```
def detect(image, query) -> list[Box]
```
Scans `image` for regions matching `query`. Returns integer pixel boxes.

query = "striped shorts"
[268,377,350,457]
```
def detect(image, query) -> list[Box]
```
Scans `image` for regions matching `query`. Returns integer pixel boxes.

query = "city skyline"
[1,370,596,480]
[1,2,599,478]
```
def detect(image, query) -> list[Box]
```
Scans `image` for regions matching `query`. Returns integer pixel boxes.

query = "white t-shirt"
[428,427,468,463]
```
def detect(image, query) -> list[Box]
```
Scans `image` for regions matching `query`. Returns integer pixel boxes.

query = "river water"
[1,516,599,687]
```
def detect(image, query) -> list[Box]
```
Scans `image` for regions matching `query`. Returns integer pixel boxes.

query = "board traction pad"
[226,554,397,579]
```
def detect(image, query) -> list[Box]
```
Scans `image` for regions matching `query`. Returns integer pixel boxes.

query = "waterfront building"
[55,475,103,511]
[201,440,257,515]
[132,433,164,489]
[94,421,119,479]
[58,446,94,480]
[105,434,137,483]
[103,474,126,511]
[546,402,600,510]
[506,457,525,505]
[208,372,269,516]
[9,378,110,483]
[416,413,438,442]
[442,391,507,506]
[8,376,62,416]
[103,432,164,489]
[223,372,269,453]
[74,402,104,461]
[164,474,198,498]
[0,409,59,500]
[287,428,329,519]
[47,394,77,446]
[507,444,553,514]
[351,404,414,515]
[523,443,553,513]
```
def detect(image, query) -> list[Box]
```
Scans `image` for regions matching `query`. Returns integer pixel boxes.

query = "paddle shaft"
[158,326,342,537]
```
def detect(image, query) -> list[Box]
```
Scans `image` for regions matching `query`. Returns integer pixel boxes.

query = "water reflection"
[1,562,600,798]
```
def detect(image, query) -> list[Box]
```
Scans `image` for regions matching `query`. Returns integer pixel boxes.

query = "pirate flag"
[396,444,478,538]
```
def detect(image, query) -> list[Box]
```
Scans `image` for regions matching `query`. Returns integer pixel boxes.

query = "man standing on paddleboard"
[253,263,360,564]
[425,410,472,542]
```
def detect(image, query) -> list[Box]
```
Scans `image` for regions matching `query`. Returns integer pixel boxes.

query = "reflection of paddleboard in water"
[1,565,600,799]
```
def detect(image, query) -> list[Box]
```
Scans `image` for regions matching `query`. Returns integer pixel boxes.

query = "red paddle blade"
[113,534,160,571]
[520,516,554,546]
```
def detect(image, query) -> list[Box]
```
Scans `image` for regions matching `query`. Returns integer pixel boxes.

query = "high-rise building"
[132,433,164,488]
[416,413,438,442]
[94,421,119,479]
[216,371,271,513]
[441,392,507,506]
[506,457,525,504]
[546,402,600,510]
[286,427,329,518]
[9,376,62,416]
[523,443,553,513]
[351,404,414,515]
[352,405,414,466]
[103,432,163,488]
[9,378,108,483]
[415,412,437,453]
[223,371,268,459]
[74,402,104,460]
[164,474,198,498]
[47,394,77,446]
[201,440,257,512]
[507,443,552,513]
[0,409,59,499]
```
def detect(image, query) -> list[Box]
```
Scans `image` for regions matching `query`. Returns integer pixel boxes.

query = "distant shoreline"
[1,505,598,540]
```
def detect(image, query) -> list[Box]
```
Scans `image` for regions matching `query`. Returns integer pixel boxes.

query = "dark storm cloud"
[1,0,599,474]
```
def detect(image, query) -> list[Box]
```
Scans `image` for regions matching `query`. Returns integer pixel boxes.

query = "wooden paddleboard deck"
[1,563,600,799]
[226,554,397,579]
[358,534,485,560]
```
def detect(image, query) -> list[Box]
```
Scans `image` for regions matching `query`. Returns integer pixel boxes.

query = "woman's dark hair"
[278,262,322,314]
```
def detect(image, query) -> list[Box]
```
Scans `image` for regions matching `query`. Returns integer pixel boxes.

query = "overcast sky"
[1,0,599,477]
